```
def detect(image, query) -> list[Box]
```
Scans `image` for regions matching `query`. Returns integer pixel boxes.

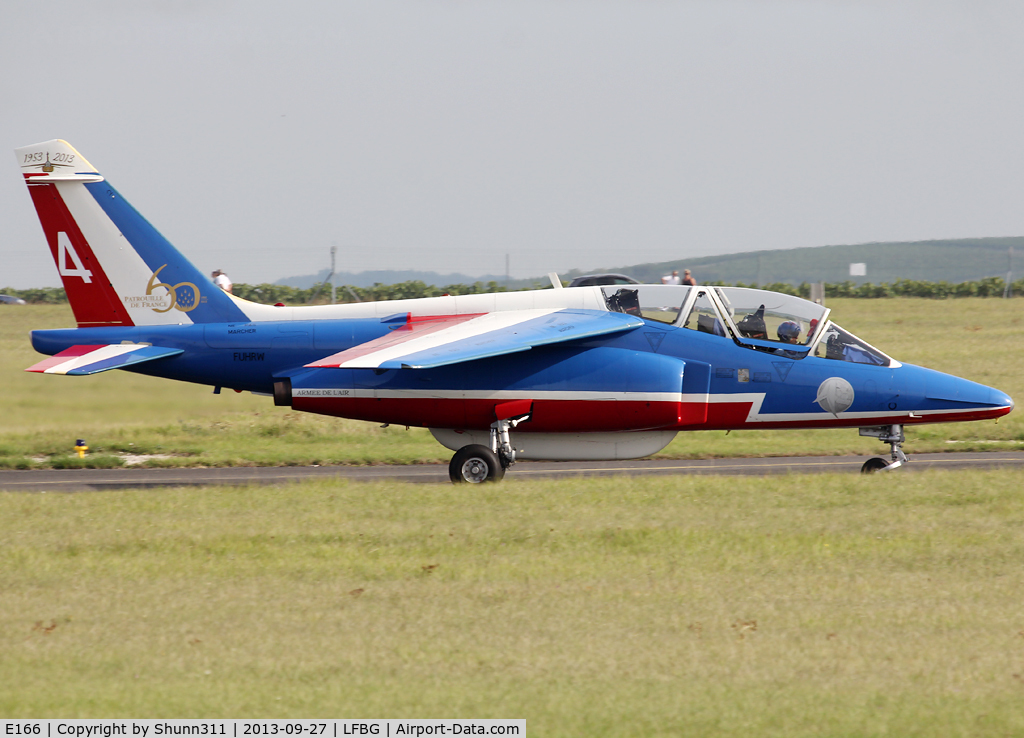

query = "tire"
[449,444,505,484]
[861,457,889,474]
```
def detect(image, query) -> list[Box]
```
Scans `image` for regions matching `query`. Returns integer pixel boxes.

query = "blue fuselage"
[31,317,1012,433]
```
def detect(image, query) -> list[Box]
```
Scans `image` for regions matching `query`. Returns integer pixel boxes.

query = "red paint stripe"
[307,313,487,367]
[494,398,533,420]
[292,396,685,432]
[408,313,486,324]
[27,184,133,328]
[25,344,108,373]
[291,395,1012,433]
[57,344,108,356]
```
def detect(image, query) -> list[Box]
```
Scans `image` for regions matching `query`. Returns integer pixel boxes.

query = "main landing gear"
[449,445,504,483]
[859,424,909,474]
[448,412,531,484]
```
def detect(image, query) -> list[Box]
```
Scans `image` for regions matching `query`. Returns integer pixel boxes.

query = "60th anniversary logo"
[123,265,201,313]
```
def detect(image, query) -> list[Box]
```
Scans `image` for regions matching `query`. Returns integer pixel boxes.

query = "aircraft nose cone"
[924,370,1008,408]
[898,365,1014,421]
[993,388,1014,411]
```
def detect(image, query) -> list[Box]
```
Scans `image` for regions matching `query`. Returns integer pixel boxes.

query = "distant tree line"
[0,287,68,304]
[0,281,525,306]
[3,276,1021,305]
[232,280,516,304]
[720,276,1021,299]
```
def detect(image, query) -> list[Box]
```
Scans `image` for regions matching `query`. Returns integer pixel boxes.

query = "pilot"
[777,320,801,344]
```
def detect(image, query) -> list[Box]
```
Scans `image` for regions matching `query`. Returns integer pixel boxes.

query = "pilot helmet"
[777,320,801,342]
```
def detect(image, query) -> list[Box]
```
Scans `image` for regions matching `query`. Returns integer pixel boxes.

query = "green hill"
[276,237,1022,291]
[560,237,1022,286]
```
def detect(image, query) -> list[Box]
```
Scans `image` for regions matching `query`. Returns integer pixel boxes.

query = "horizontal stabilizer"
[307,309,644,370]
[26,344,183,376]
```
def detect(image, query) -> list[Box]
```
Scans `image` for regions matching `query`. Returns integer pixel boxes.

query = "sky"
[4,1,1024,288]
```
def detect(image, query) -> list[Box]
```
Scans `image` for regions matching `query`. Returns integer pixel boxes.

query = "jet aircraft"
[15,140,1014,481]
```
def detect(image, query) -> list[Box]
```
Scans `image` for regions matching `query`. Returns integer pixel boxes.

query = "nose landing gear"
[859,424,909,473]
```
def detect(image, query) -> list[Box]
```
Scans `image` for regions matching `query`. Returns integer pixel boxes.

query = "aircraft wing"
[25,344,184,375]
[307,308,644,370]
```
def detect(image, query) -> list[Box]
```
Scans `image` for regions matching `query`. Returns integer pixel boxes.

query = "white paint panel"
[430,428,678,461]
[43,344,140,374]
[56,182,190,326]
[334,309,560,368]
[15,140,100,179]
[219,285,608,324]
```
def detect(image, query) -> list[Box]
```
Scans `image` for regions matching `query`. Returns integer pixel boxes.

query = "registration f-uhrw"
[1,722,524,737]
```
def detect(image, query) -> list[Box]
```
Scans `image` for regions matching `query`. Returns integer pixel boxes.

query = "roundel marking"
[815,377,855,416]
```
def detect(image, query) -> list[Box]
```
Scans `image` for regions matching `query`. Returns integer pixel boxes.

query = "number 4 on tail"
[57,231,93,283]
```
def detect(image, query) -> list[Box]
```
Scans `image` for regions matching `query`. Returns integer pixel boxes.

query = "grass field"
[3,301,1023,733]
[2,471,1024,735]
[1,300,1020,468]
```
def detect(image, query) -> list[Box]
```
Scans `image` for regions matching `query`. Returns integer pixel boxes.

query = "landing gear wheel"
[449,444,505,484]
[859,425,909,472]
[861,457,889,474]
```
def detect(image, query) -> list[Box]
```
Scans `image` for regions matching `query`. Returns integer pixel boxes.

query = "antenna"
[1004,246,1014,299]
[305,244,338,305]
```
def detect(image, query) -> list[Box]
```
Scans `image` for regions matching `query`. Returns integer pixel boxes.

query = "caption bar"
[1,722,524,738]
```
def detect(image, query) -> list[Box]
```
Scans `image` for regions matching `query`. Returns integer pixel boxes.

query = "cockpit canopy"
[601,284,896,367]
[713,287,828,345]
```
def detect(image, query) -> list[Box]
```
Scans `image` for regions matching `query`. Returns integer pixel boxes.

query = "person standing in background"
[682,269,697,286]
[212,269,233,294]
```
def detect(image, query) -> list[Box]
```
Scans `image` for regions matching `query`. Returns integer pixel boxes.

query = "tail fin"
[16,140,248,327]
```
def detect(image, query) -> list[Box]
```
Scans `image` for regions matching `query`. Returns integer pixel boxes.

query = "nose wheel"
[860,457,890,474]
[859,425,909,473]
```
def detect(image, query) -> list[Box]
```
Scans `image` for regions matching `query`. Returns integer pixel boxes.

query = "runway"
[1,451,1022,492]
